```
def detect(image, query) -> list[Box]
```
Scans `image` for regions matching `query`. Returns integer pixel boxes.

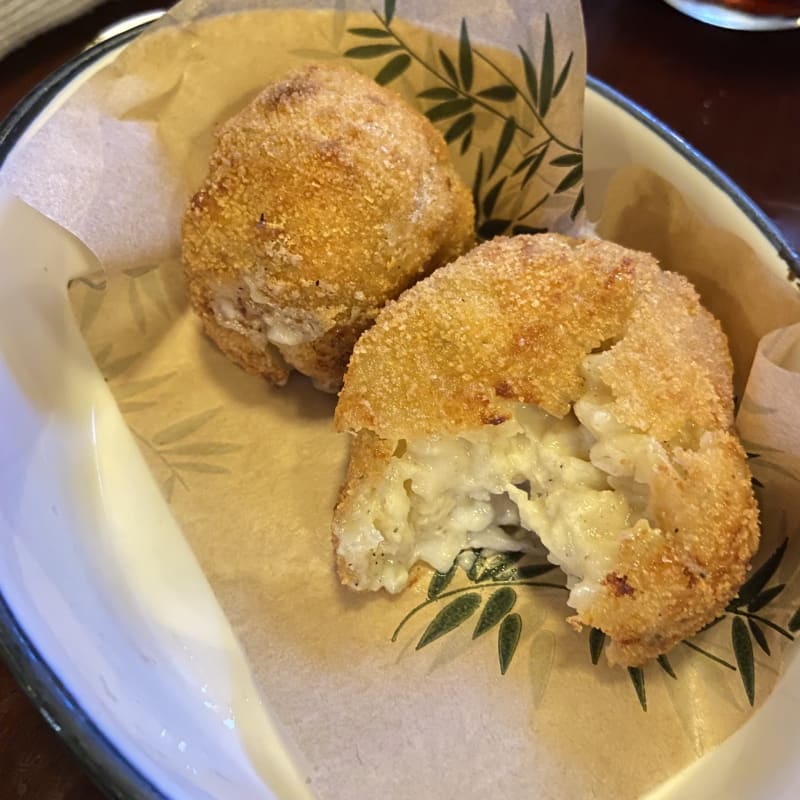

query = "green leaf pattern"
[498,613,522,675]
[393,529,796,711]
[735,538,788,606]
[749,619,770,656]
[345,7,583,238]
[518,45,539,107]
[391,546,567,674]
[458,19,474,92]
[628,667,647,711]
[425,97,473,122]
[589,627,605,665]
[418,86,458,100]
[538,15,555,118]
[444,113,475,144]
[152,407,221,445]
[656,654,677,679]
[347,27,392,38]
[71,266,244,501]
[553,52,574,98]
[344,43,402,58]
[375,53,411,85]
[732,617,756,705]
[473,587,517,639]
[789,607,800,632]
[427,566,456,600]
[477,85,517,102]
[438,49,459,86]
[490,116,517,178]
[130,405,243,497]
[416,593,482,650]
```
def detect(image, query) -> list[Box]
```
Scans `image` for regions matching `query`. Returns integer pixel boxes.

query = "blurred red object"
[664,0,800,29]
[721,0,800,11]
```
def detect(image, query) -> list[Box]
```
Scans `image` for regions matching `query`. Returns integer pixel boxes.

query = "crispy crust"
[334,234,759,665]
[199,312,290,384]
[182,62,474,391]
[576,431,759,666]
[336,234,733,438]
[332,430,428,591]
[333,430,395,588]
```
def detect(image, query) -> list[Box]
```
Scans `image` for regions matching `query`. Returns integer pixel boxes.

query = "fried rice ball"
[182,62,474,392]
[332,234,760,667]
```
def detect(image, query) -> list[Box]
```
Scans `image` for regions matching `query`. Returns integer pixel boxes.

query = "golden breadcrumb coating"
[336,234,732,438]
[334,234,759,666]
[582,431,758,665]
[182,62,474,391]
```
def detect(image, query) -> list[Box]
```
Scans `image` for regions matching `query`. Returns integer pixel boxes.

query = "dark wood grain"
[0,1,798,797]
[0,663,102,799]
[582,0,800,249]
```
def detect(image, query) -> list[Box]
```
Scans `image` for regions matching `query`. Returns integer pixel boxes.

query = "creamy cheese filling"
[337,368,669,609]
[212,280,327,349]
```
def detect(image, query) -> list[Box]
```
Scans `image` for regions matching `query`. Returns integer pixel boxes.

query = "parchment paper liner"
[3,2,800,797]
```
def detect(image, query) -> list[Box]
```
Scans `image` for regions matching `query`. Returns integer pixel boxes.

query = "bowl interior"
[0,38,798,800]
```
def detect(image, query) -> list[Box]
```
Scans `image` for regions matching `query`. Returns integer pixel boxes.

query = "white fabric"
[0,0,104,59]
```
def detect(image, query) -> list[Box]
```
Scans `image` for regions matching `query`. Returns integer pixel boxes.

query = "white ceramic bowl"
[0,25,798,800]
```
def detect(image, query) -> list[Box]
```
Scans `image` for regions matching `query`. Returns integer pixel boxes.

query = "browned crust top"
[336,234,734,442]
[182,62,474,324]
[333,234,759,664]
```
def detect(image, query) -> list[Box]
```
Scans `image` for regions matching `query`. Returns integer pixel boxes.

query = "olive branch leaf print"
[394,534,799,712]
[345,3,583,237]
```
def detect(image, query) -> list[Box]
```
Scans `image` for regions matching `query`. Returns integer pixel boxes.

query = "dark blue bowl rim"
[587,79,799,280]
[1,24,799,800]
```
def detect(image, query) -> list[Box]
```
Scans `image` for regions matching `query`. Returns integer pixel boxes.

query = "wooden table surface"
[0,1,798,797]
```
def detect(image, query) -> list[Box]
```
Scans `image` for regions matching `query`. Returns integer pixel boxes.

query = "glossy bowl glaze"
[0,25,798,800]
